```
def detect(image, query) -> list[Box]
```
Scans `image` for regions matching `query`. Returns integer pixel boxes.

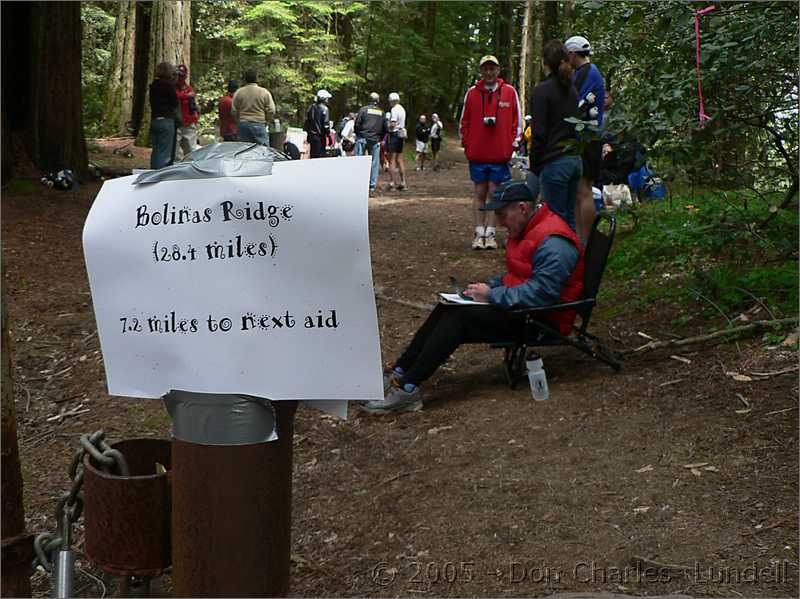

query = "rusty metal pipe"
[83,439,172,577]
[170,399,297,597]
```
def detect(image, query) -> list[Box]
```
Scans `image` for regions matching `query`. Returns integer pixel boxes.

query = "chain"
[32,430,130,572]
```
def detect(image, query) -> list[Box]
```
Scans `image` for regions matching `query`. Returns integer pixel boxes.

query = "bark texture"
[1,1,88,178]
[136,0,192,146]
[101,0,137,136]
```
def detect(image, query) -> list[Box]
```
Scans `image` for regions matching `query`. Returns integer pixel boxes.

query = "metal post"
[167,394,297,597]
[51,549,75,598]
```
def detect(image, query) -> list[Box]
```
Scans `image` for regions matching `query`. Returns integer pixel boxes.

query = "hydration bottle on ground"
[526,353,549,401]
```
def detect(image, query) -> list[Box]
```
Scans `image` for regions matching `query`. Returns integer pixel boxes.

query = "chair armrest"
[509,298,596,316]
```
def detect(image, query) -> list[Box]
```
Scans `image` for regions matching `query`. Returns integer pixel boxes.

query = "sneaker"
[360,382,423,415]
[369,188,376,197]
[383,367,400,393]
[415,167,421,171]
[472,234,486,250]
[398,182,407,191]
[484,234,498,250]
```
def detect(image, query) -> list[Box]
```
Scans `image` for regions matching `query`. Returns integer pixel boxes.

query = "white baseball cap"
[317,89,332,100]
[388,92,400,102]
[565,35,592,55]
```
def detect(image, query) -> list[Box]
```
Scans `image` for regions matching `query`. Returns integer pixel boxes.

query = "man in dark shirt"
[354,92,388,194]
[304,89,332,159]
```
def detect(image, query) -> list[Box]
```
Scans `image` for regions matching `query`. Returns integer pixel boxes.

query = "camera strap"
[479,82,503,119]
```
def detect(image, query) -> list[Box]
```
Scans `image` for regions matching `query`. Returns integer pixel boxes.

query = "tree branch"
[621,318,798,356]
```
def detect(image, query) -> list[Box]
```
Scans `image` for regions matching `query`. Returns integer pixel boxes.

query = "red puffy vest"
[501,204,585,334]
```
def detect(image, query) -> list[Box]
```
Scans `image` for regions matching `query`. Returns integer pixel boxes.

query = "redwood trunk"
[1,286,32,598]
[136,0,192,147]
[101,0,137,137]
[1,1,87,178]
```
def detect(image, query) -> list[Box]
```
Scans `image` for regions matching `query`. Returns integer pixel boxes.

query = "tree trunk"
[519,0,534,114]
[541,1,559,48]
[1,1,87,179]
[531,0,542,85]
[331,10,355,120]
[1,285,31,599]
[101,0,137,137]
[425,1,436,49]
[564,0,576,22]
[504,1,515,82]
[493,1,513,78]
[130,1,152,137]
[136,0,192,147]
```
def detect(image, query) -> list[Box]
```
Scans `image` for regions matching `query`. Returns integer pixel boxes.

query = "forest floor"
[3,141,798,597]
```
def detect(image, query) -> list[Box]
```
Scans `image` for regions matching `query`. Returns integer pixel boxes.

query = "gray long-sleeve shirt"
[487,236,579,309]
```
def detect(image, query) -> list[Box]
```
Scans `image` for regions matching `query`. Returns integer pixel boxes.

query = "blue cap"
[481,178,540,210]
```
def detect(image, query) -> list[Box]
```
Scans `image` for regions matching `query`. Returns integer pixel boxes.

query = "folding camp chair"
[495,212,622,389]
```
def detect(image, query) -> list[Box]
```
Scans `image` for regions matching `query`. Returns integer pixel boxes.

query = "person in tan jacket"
[232,68,276,146]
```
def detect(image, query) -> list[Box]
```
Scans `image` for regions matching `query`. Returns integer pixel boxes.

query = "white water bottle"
[526,353,549,401]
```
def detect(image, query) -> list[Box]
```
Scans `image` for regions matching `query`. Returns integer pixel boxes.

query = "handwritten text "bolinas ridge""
[135,201,293,228]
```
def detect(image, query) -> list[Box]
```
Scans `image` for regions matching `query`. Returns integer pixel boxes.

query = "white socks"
[475,225,485,237]
[485,226,496,237]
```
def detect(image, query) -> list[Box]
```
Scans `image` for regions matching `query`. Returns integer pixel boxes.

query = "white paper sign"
[83,157,382,401]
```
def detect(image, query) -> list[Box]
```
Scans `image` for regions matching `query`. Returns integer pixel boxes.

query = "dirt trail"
[2,145,797,597]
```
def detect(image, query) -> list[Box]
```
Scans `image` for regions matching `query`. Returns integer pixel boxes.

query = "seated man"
[361,180,585,415]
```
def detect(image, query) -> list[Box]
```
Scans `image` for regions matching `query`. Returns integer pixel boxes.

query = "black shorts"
[581,140,603,182]
[431,137,442,154]
[386,133,404,154]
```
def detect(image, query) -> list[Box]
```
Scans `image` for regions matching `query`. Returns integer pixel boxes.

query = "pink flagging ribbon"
[694,5,716,123]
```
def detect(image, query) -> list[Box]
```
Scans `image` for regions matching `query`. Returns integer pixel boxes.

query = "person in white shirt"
[429,113,443,171]
[340,113,356,156]
[386,92,408,190]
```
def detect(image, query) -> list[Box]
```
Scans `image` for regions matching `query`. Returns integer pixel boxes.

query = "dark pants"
[309,134,326,158]
[395,303,530,386]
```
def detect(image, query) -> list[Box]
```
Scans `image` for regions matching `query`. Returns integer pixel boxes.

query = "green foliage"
[607,191,799,322]
[80,3,116,137]
[567,1,799,196]
[215,0,367,121]
[191,0,503,125]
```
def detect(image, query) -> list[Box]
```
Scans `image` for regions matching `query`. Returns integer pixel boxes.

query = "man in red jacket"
[459,55,522,250]
[175,64,200,159]
[218,79,239,141]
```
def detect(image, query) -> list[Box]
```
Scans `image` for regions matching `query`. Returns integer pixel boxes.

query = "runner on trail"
[459,54,522,250]
[304,89,332,159]
[429,113,443,171]
[386,92,408,191]
[415,114,430,171]
[354,92,387,195]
